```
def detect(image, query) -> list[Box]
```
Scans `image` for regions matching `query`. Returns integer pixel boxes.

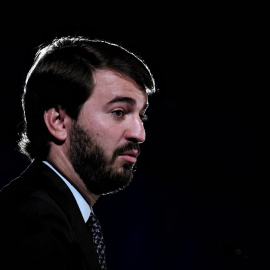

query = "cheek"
[91,118,117,138]
[86,118,106,137]
[84,115,123,150]
[92,125,116,147]
[95,128,122,155]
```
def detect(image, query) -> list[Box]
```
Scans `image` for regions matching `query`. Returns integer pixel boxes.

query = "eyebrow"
[107,96,149,110]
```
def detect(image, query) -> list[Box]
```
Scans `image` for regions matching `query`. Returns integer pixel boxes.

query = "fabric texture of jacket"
[0,160,100,270]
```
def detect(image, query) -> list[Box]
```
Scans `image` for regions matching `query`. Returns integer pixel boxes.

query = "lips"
[119,150,138,164]
[122,150,138,157]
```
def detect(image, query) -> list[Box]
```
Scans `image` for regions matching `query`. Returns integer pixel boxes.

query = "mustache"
[113,142,141,158]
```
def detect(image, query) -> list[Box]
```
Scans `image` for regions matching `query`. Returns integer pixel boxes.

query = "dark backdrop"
[0,12,269,270]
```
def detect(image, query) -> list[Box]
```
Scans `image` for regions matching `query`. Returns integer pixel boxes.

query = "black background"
[0,7,269,270]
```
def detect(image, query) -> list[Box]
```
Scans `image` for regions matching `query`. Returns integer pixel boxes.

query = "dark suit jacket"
[0,160,101,270]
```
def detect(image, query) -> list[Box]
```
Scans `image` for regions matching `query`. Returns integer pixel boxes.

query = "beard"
[67,121,140,195]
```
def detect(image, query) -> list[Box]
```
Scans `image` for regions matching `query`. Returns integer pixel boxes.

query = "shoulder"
[0,160,75,221]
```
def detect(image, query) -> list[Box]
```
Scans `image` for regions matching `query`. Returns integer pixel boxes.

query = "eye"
[140,114,148,122]
[112,110,125,119]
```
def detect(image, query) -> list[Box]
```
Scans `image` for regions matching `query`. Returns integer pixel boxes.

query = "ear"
[44,106,70,141]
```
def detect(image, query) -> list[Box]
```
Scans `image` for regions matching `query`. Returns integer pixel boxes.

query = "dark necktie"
[87,212,107,270]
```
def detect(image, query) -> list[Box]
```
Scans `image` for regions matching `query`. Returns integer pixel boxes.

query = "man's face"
[68,69,148,195]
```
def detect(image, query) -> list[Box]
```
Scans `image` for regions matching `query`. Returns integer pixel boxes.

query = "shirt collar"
[42,161,91,222]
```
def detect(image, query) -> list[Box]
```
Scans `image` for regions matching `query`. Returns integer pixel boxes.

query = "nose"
[124,116,146,143]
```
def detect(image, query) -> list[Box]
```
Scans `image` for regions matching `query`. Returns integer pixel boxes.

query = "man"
[0,36,156,270]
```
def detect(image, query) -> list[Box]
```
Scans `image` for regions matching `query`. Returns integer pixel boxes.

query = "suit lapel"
[25,161,101,270]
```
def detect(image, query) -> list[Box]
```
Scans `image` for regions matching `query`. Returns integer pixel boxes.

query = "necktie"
[87,212,107,269]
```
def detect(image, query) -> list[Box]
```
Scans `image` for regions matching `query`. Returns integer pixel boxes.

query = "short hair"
[18,36,157,161]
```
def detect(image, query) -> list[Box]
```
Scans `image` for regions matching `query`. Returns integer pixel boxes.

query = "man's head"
[19,36,156,195]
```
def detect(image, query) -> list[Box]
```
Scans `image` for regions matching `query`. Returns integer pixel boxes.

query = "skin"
[44,69,149,207]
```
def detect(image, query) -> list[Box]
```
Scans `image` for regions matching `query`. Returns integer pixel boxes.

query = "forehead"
[89,69,148,106]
